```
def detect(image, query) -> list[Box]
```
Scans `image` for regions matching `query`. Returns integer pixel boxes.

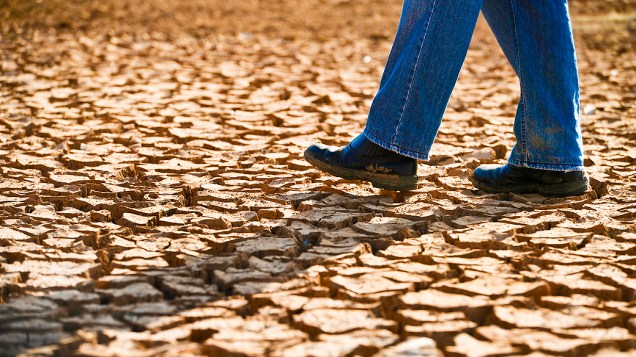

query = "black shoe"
[304,134,418,191]
[471,164,589,197]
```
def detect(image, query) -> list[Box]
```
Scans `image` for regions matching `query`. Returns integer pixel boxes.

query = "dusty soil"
[0,0,635,356]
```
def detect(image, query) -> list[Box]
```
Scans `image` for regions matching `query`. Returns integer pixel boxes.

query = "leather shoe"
[304,134,418,190]
[471,164,589,197]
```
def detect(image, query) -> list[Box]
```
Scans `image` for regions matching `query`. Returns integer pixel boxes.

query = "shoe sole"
[304,150,418,191]
[470,176,590,197]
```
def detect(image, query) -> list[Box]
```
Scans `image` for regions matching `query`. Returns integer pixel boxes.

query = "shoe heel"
[537,180,590,197]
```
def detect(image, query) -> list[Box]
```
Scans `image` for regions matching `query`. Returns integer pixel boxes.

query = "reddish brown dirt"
[1,1,635,356]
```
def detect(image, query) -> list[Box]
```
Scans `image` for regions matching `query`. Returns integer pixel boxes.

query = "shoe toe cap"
[305,143,342,163]
[307,142,342,154]
[306,143,325,154]
[472,164,498,182]
[305,143,329,158]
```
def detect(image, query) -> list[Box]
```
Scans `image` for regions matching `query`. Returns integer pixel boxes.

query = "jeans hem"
[363,129,430,161]
[508,158,584,171]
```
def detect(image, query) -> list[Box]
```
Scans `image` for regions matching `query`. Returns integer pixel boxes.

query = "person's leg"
[305,0,483,190]
[480,0,584,170]
[471,0,589,196]
[363,0,484,160]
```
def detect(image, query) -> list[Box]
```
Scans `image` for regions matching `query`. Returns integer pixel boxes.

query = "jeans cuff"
[363,129,430,161]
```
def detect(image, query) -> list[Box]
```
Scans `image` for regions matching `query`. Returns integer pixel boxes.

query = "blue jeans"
[363,0,584,171]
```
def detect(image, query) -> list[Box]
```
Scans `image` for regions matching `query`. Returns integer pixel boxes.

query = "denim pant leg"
[481,0,584,171]
[363,0,483,160]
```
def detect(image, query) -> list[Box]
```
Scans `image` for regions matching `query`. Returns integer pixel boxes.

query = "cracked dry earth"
[1,1,636,356]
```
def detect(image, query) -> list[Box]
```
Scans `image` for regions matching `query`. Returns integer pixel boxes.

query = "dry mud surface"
[1,0,635,356]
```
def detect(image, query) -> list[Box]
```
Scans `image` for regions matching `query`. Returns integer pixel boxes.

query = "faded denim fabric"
[363,0,584,171]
